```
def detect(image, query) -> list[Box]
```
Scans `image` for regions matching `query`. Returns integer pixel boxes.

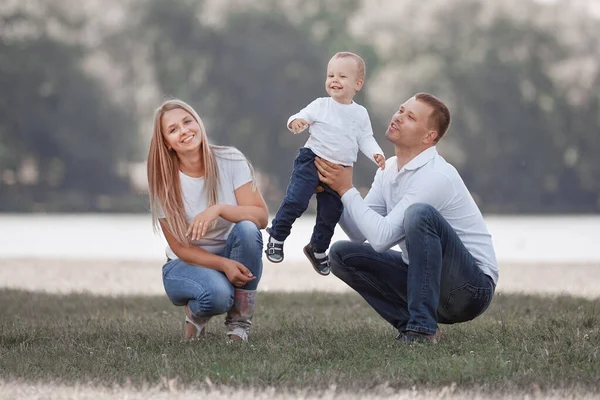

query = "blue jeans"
[162,220,263,318]
[329,203,495,336]
[267,147,343,251]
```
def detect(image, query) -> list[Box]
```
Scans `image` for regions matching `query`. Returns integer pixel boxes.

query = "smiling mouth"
[181,134,195,143]
[389,122,400,131]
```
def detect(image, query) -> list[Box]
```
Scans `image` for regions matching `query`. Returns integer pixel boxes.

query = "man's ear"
[425,130,439,144]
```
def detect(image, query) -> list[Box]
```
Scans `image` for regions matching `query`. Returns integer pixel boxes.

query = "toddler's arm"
[358,113,385,169]
[286,98,322,133]
[289,118,310,134]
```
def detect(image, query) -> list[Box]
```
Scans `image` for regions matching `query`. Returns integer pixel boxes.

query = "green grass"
[0,289,598,394]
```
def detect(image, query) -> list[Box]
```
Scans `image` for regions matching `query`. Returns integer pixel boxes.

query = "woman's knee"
[231,220,262,247]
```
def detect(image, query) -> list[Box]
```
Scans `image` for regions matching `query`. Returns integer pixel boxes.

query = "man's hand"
[289,118,310,134]
[315,157,354,196]
[374,154,386,170]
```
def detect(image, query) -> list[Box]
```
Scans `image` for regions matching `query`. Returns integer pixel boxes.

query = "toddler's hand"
[289,118,310,134]
[374,154,386,170]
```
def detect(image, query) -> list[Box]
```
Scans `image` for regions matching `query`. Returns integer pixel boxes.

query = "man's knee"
[404,203,436,232]
[329,240,355,276]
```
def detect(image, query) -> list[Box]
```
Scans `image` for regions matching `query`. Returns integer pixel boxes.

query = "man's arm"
[315,156,455,253]
[341,174,454,252]
[338,168,387,242]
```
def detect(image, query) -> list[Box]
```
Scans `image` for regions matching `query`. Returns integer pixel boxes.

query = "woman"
[147,99,268,342]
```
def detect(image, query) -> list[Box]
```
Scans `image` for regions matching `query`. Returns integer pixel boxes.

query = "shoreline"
[1,258,599,298]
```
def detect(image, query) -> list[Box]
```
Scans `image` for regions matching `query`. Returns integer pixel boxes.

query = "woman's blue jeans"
[162,220,263,318]
[329,203,495,336]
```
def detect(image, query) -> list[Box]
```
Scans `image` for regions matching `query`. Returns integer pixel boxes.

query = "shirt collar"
[403,146,438,171]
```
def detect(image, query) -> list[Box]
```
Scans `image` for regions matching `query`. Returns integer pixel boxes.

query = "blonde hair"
[147,99,256,246]
[332,51,366,82]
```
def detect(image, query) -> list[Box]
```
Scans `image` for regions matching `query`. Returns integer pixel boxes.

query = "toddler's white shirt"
[287,97,384,166]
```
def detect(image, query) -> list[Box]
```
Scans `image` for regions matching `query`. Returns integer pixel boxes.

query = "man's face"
[385,97,436,148]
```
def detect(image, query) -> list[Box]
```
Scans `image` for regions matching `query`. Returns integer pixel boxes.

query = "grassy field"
[0,289,598,396]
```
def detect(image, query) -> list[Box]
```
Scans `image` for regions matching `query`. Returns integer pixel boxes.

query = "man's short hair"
[332,52,366,82]
[415,93,451,141]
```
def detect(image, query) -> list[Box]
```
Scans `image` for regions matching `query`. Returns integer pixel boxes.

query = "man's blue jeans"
[329,203,495,335]
[268,147,343,252]
[162,220,263,318]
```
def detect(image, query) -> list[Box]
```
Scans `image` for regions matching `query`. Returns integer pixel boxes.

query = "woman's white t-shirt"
[161,148,253,259]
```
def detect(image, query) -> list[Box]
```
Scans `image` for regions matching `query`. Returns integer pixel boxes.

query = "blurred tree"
[4,0,596,213]
[363,0,600,213]
[0,6,138,211]
[108,0,383,206]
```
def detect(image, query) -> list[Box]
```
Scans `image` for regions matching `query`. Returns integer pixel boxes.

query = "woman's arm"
[186,181,269,240]
[161,219,227,270]
[221,181,269,228]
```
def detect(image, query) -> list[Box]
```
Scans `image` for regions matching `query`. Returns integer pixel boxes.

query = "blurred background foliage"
[0,0,598,213]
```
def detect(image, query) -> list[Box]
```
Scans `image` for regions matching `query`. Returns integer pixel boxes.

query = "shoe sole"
[303,246,330,276]
[265,252,284,263]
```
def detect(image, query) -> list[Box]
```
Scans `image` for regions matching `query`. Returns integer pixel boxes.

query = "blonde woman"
[147,99,268,342]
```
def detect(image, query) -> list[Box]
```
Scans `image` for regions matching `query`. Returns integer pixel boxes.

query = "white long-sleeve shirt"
[339,146,499,285]
[287,97,384,166]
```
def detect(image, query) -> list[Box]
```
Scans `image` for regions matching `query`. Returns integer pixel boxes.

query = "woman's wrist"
[213,254,227,271]
[213,204,224,218]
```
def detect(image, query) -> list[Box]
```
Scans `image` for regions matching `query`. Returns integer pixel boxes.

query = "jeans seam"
[340,252,407,271]
[340,252,409,312]
[163,275,212,299]
[223,222,263,290]
[346,265,390,301]
[409,206,437,334]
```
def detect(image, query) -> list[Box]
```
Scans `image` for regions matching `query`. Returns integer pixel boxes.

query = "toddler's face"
[325,57,363,104]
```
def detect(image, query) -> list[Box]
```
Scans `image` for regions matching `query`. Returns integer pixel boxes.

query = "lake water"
[0,214,598,263]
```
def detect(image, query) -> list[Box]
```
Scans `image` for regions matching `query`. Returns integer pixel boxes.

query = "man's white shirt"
[287,97,384,166]
[339,146,499,285]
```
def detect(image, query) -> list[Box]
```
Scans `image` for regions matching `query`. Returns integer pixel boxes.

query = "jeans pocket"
[162,261,175,277]
[443,283,492,323]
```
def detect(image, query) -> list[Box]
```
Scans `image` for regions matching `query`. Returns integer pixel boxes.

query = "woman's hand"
[186,205,222,241]
[221,258,256,287]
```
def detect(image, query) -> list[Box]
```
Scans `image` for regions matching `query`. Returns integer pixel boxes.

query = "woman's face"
[161,108,202,154]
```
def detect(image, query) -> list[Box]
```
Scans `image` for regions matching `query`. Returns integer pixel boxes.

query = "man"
[314,93,498,343]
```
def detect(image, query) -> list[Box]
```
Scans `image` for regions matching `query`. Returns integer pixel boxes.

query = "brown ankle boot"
[225,289,256,342]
